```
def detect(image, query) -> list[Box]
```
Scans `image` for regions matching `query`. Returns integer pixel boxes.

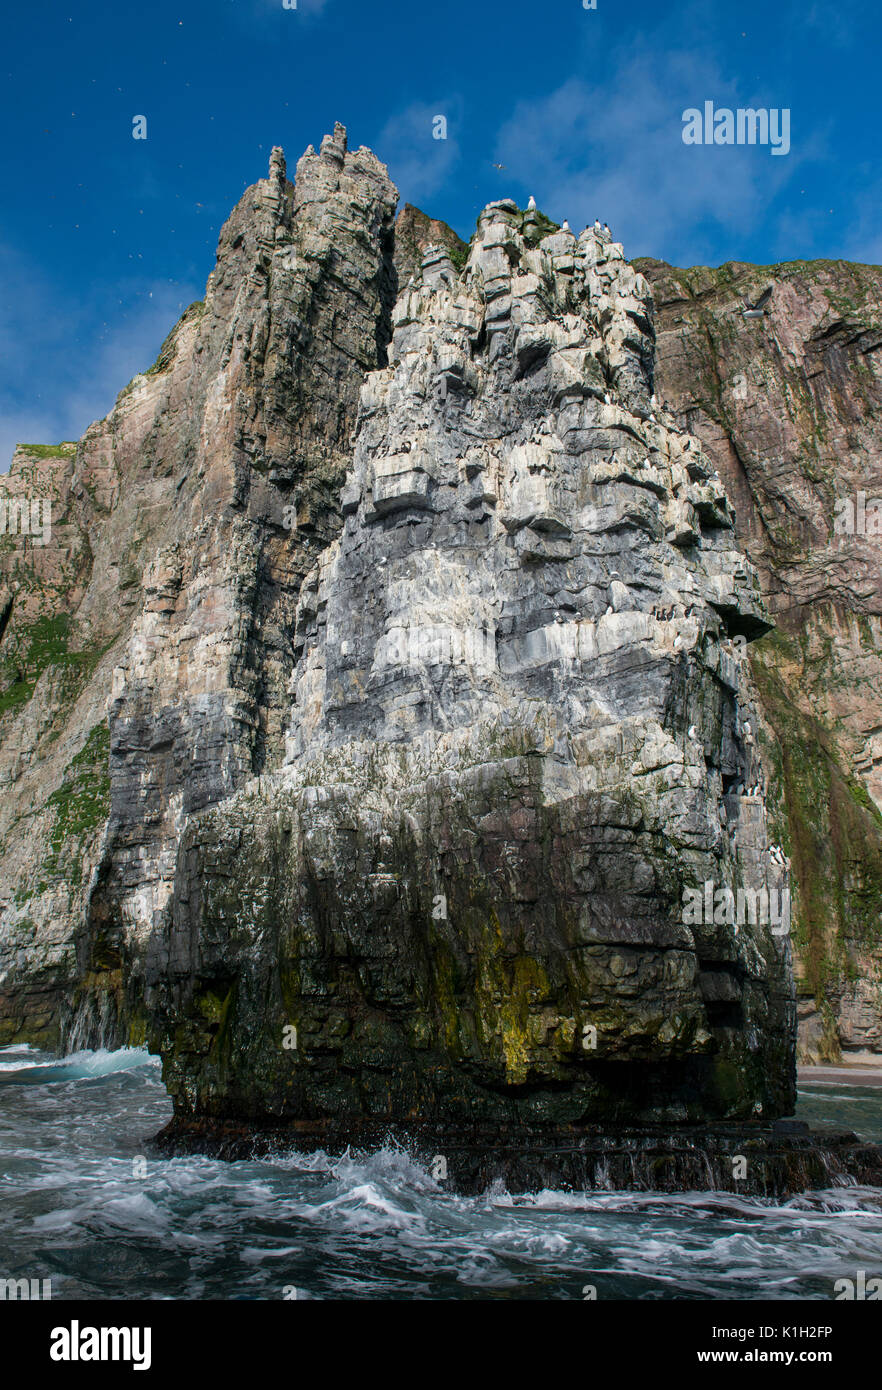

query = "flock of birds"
[729,781,763,798]
[523,194,612,240]
[487,169,779,324]
[518,192,775,321]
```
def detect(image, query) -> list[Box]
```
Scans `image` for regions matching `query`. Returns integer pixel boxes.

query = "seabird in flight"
[741,286,773,319]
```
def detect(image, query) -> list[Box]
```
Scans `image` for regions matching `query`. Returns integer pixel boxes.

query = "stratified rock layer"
[145,201,794,1134]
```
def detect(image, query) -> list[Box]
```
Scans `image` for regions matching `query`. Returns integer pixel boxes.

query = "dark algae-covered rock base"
[2,126,881,1193]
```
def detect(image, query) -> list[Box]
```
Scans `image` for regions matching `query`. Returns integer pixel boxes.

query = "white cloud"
[493,50,805,266]
[376,99,463,204]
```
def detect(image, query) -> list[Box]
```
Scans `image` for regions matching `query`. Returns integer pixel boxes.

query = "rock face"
[638,258,882,1061]
[145,200,794,1135]
[0,126,398,1048]
[7,125,882,1161]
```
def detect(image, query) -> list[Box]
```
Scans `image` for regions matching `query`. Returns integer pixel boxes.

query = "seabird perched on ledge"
[527,195,537,210]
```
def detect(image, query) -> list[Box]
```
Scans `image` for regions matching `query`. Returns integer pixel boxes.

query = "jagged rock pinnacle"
[320,122,347,165]
[269,145,287,185]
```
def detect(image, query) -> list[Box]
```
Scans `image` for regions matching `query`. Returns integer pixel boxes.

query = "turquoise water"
[1,1045,881,1300]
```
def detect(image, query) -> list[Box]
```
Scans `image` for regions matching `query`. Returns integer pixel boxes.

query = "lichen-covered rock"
[145,201,794,1134]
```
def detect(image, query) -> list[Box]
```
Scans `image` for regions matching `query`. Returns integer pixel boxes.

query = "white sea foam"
[1,1045,880,1300]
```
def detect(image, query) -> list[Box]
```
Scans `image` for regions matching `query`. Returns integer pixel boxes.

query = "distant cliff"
[638,256,882,1061]
[0,124,877,1124]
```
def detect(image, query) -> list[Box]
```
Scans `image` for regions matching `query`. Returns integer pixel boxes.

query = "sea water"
[1,1045,881,1301]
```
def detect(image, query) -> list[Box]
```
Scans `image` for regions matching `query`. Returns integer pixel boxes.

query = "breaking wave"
[1,1045,881,1300]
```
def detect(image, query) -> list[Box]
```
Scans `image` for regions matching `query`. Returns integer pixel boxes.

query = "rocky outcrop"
[153,1115,882,1197]
[145,201,794,1137]
[3,126,880,1175]
[392,203,468,286]
[638,258,882,1061]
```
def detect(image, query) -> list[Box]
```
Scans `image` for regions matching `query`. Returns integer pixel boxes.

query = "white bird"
[604,392,612,405]
[528,195,537,210]
[603,223,610,236]
[673,635,683,649]
[604,605,613,616]
[562,219,571,232]
[594,219,601,232]
[688,725,699,740]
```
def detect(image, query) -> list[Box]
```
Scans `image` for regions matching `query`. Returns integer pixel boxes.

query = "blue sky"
[1,0,880,467]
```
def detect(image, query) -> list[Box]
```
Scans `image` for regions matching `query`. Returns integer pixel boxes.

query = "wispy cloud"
[493,48,806,266]
[376,98,463,204]
[0,243,199,472]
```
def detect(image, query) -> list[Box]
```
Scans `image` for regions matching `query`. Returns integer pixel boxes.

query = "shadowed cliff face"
[638,258,882,1062]
[143,202,794,1131]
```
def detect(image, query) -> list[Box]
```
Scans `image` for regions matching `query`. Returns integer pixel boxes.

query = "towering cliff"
[0,126,878,1154]
[0,126,398,1047]
[145,198,793,1135]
